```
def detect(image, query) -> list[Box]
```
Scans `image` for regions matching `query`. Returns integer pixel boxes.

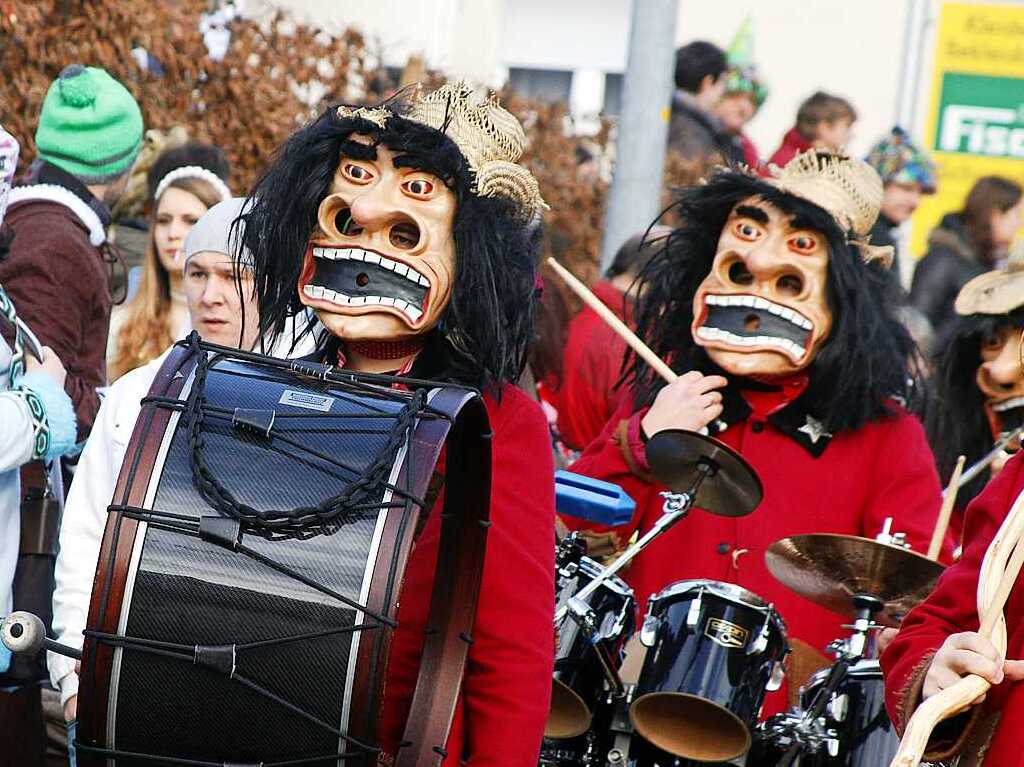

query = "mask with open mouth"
[297,139,456,342]
[977,324,1024,438]
[691,196,833,378]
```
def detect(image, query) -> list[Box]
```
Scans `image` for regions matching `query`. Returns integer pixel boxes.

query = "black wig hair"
[240,101,540,392]
[628,169,920,435]
[926,308,1024,505]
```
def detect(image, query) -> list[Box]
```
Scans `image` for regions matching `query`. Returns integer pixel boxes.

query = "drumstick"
[927,455,965,560]
[546,258,678,384]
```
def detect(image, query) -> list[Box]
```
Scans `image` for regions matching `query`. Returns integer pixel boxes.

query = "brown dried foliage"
[0,0,385,194]
[0,1,699,298]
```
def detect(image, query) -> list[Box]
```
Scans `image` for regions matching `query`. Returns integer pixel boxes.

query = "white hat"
[183,196,253,268]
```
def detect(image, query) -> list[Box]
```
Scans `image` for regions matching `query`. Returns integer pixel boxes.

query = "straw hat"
[767,149,894,268]
[955,241,1024,316]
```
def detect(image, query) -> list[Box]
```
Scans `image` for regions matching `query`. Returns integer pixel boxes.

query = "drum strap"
[396,395,493,767]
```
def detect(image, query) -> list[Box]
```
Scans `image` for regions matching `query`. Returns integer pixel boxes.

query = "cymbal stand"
[775,594,884,766]
[554,458,718,625]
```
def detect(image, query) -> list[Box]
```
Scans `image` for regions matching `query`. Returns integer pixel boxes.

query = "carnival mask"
[692,197,832,378]
[297,137,457,342]
[977,325,1024,436]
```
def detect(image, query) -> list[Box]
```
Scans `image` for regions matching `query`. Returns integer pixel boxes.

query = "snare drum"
[548,555,635,738]
[798,659,899,766]
[631,580,788,763]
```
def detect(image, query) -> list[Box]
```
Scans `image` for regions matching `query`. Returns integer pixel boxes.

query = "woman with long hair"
[910,175,1023,341]
[106,144,231,380]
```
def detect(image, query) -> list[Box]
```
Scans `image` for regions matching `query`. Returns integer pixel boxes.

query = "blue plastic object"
[555,470,636,527]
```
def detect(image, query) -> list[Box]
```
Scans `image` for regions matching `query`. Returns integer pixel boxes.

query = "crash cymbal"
[765,533,945,627]
[644,429,762,517]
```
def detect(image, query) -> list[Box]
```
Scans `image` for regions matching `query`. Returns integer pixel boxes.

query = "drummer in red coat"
[567,150,950,716]
[241,83,555,765]
[882,455,1024,765]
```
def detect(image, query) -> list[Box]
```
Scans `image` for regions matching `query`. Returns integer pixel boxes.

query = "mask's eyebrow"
[788,213,822,233]
[338,139,377,161]
[733,204,770,224]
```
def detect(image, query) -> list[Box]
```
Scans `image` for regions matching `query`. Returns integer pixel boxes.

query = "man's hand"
[641,371,728,437]
[25,345,67,388]
[923,632,1024,706]
[63,660,80,722]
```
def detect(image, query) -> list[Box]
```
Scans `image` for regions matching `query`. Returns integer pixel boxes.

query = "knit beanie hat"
[35,65,143,184]
[184,197,253,269]
[865,127,937,194]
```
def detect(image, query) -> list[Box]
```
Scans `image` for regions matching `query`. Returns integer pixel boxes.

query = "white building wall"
[262,0,938,157]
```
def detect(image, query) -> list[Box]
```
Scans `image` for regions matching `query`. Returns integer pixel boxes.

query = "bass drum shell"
[630,580,788,763]
[549,556,635,739]
[798,659,899,766]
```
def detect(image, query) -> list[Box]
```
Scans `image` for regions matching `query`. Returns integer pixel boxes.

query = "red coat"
[380,384,556,765]
[549,281,633,451]
[567,385,946,717]
[882,454,1024,765]
[768,127,813,170]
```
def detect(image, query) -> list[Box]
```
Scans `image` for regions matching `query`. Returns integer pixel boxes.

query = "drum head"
[630,691,751,762]
[546,680,592,739]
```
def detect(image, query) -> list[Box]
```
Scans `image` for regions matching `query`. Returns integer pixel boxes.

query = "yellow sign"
[910,2,1024,259]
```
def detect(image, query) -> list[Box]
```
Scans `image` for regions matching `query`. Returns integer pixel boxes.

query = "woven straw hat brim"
[955,270,1024,316]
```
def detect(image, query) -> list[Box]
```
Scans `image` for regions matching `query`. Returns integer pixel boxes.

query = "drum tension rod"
[232,408,276,439]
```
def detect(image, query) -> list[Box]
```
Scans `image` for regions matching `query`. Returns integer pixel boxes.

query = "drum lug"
[685,587,704,630]
[747,602,773,655]
[827,735,840,757]
[640,613,660,647]
[828,692,849,723]
[766,660,785,691]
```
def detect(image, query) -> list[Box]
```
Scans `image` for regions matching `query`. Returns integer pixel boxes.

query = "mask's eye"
[982,333,1005,352]
[342,163,374,184]
[402,178,434,198]
[733,220,761,241]
[788,234,818,254]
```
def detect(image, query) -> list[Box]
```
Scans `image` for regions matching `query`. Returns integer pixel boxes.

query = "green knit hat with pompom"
[35,65,143,183]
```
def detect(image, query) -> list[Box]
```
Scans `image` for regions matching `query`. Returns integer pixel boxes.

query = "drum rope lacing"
[82,335,475,765]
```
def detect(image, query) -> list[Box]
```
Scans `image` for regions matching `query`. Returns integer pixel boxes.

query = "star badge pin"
[798,415,832,445]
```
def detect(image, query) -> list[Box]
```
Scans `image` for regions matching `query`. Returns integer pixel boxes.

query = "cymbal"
[644,429,762,518]
[765,533,945,627]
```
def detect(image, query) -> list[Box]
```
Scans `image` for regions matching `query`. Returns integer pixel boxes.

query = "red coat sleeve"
[882,455,1024,754]
[859,410,952,562]
[459,387,556,765]
[563,399,659,538]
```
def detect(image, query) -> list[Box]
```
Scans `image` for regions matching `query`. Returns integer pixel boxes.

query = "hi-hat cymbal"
[765,533,945,627]
[644,429,762,517]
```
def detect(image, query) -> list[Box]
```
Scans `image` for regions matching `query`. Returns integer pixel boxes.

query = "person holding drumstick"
[567,150,952,716]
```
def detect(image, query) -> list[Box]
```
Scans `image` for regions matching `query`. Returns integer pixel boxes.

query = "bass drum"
[74,340,494,767]
[798,659,899,766]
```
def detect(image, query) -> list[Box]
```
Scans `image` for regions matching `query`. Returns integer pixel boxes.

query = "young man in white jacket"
[48,197,317,762]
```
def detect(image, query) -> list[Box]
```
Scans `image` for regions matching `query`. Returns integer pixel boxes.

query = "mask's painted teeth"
[993,396,1024,413]
[312,246,430,288]
[303,283,424,323]
[704,293,813,331]
[695,325,805,361]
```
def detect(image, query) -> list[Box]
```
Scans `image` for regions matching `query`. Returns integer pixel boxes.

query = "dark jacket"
[667,91,742,167]
[909,213,989,343]
[0,162,113,440]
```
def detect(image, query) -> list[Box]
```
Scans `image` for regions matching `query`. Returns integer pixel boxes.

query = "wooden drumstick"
[927,455,965,561]
[546,258,678,384]
[891,485,1024,766]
